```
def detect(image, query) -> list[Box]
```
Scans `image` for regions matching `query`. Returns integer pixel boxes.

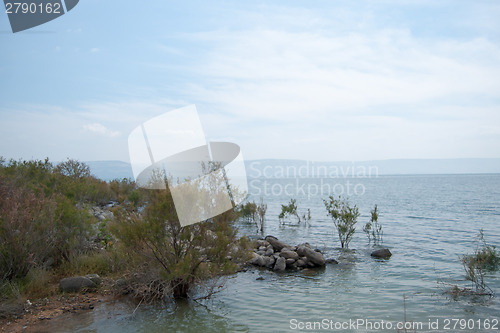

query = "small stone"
[325,258,339,264]
[296,259,307,267]
[256,277,265,280]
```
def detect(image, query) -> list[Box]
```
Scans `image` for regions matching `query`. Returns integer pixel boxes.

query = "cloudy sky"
[1,0,500,163]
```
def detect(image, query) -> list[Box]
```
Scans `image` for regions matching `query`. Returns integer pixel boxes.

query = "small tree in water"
[279,198,311,225]
[236,198,267,233]
[363,204,383,244]
[256,198,267,233]
[324,196,359,249]
[461,229,499,294]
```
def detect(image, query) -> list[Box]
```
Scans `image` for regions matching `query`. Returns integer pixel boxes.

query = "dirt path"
[0,292,112,333]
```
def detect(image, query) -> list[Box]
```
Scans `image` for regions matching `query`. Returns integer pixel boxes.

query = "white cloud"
[150,5,500,161]
[83,123,120,137]
[1,2,499,162]
[181,28,500,119]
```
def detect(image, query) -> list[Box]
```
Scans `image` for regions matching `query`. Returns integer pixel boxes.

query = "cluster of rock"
[89,202,116,221]
[250,236,335,271]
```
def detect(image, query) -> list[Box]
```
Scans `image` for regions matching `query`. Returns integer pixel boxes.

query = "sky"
[1,0,500,163]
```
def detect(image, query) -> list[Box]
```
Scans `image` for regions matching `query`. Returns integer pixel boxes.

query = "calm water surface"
[34,174,500,332]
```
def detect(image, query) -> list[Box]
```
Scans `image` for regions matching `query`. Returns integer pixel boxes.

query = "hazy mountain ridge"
[86,158,500,181]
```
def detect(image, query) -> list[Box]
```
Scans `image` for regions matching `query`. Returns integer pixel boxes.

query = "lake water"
[33,174,500,332]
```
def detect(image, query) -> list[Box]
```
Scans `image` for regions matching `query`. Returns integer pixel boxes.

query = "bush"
[58,251,123,277]
[363,204,382,244]
[110,177,247,300]
[109,178,144,207]
[256,198,267,233]
[237,201,257,222]
[237,198,267,233]
[0,176,93,281]
[461,229,499,293]
[323,196,359,249]
[21,268,54,299]
[0,158,113,284]
[278,198,311,225]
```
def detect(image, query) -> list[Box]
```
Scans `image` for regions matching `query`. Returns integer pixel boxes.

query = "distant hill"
[86,158,500,181]
[245,158,500,178]
[86,160,134,181]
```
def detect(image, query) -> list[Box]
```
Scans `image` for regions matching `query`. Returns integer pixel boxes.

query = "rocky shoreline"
[249,235,392,272]
[250,236,338,271]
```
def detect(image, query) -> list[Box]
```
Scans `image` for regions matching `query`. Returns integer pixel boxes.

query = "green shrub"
[279,198,311,225]
[363,204,383,244]
[0,158,104,282]
[110,172,245,300]
[237,198,267,233]
[461,229,499,293]
[0,178,59,280]
[323,196,359,249]
[21,268,54,299]
[256,198,267,233]
[237,201,257,222]
[58,251,123,277]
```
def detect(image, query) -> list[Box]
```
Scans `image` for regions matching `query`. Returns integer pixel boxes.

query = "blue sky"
[1,0,500,162]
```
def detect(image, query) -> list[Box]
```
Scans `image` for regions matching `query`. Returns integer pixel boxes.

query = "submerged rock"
[371,248,392,259]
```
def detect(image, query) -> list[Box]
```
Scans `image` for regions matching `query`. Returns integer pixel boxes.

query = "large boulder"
[273,257,286,271]
[297,245,326,266]
[279,250,299,260]
[371,248,392,259]
[265,236,291,252]
[59,275,100,292]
